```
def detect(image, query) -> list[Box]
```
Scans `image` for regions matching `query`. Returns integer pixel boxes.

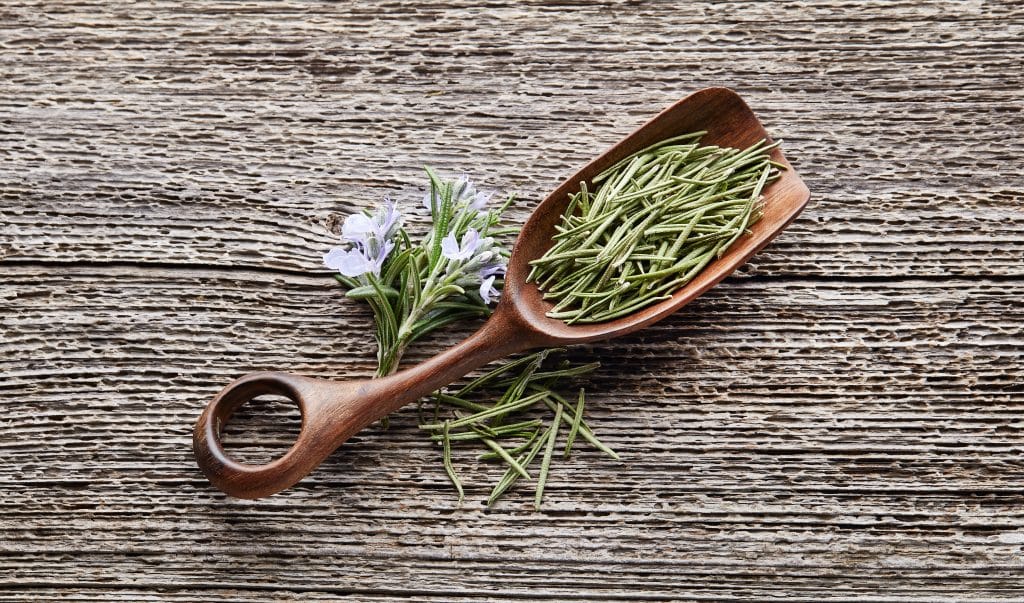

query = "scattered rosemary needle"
[564,388,585,459]
[527,132,786,323]
[422,350,618,507]
[535,402,562,510]
[441,421,463,503]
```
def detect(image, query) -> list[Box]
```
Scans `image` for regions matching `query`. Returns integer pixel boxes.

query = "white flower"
[323,247,348,269]
[423,173,491,215]
[479,275,499,304]
[324,241,394,278]
[451,174,471,201]
[328,198,401,278]
[324,247,369,277]
[441,228,482,261]
[470,191,492,212]
[344,198,401,245]
[342,213,375,243]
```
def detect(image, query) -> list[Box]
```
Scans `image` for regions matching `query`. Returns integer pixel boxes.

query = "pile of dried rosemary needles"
[419,349,617,508]
[528,132,785,324]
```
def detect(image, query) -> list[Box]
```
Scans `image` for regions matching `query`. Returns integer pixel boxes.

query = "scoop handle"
[193,315,540,498]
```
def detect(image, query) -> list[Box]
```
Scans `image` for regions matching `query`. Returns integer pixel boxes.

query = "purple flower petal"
[326,197,402,279]
[441,228,482,261]
[460,229,481,256]
[323,247,377,277]
[338,249,374,277]
[342,213,375,244]
[479,261,506,279]
[370,239,395,275]
[323,247,349,270]
[479,275,499,304]
[452,174,471,201]
[441,232,460,259]
[470,191,492,211]
[377,197,401,239]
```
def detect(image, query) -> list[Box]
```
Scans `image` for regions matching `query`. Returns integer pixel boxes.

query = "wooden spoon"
[193,87,811,498]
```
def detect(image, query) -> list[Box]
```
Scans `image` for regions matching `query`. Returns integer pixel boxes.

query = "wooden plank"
[2,266,1023,599]
[1,0,1023,600]
[2,4,1023,278]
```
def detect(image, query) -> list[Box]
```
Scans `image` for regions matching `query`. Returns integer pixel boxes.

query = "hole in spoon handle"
[193,371,340,499]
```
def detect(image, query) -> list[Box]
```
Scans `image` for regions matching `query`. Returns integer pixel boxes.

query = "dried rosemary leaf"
[528,134,785,323]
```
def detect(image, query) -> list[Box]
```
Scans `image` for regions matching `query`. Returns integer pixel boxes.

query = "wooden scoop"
[193,87,811,498]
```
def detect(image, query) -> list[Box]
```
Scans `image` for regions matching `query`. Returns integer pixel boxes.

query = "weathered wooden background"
[2,0,1023,600]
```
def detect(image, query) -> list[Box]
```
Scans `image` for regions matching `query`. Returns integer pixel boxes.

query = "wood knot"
[324,213,345,236]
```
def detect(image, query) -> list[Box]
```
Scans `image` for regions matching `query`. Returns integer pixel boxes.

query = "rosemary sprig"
[527,134,785,323]
[328,168,510,377]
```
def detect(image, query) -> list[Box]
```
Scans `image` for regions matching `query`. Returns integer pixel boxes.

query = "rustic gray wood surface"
[2,1,1023,600]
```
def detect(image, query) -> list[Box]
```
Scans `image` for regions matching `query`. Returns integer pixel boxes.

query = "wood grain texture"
[1,0,1023,601]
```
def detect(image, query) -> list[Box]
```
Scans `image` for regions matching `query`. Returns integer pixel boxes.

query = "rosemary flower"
[324,198,402,278]
[441,228,483,262]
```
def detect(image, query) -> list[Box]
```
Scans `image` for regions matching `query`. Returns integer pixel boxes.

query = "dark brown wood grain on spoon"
[193,87,811,499]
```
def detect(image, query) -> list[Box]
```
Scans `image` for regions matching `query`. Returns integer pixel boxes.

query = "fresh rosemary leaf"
[418,390,550,431]
[442,421,463,503]
[478,431,539,461]
[483,438,531,479]
[346,284,401,300]
[430,420,542,442]
[487,423,551,506]
[455,350,558,398]
[491,362,601,388]
[563,388,585,459]
[535,402,563,510]
[539,392,619,461]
